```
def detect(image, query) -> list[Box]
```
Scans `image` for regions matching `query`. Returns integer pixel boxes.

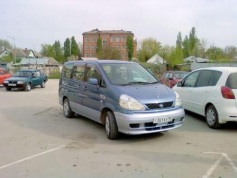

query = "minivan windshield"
[101,63,158,85]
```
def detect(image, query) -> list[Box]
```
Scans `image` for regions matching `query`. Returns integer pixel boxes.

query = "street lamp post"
[7,35,16,64]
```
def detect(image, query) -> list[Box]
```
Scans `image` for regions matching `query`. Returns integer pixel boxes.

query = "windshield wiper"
[121,81,151,86]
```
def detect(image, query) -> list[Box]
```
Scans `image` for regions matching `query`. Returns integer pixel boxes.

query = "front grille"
[146,101,174,109]
[9,81,17,84]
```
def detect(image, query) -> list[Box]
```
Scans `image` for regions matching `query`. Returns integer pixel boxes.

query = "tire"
[105,111,119,140]
[41,81,45,88]
[206,105,221,129]
[63,98,74,118]
[6,87,11,91]
[25,83,31,91]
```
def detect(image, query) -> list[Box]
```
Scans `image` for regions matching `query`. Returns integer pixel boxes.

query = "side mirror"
[88,78,98,85]
[177,81,182,87]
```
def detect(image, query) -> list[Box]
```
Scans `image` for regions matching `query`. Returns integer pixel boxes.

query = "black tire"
[6,87,11,91]
[25,83,31,91]
[206,105,221,129]
[63,98,74,118]
[105,111,119,140]
[41,81,45,88]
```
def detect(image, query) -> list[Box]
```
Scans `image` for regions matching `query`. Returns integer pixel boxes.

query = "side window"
[196,70,212,87]
[72,65,85,81]
[183,71,199,87]
[34,71,41,77]
[62,63,74,78]
[164,73,169,79]
[226,72,237,89]
[85,65,101,82]
[209,71,221,86]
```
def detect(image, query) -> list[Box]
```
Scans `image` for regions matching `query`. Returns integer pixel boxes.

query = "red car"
[0,68,12,85]
[160,71,188,88]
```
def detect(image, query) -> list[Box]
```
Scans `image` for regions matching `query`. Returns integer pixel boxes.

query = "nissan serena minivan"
[59,60,185,139]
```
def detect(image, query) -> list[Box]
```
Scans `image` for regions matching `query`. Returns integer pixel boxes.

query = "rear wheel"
[25,83,31,91]
[105,111,119,140]
[206,105,221,129]
[63,98,74,118]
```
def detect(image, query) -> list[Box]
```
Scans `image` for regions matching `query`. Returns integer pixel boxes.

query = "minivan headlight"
[119,94,145,111]
[174,92,182,107]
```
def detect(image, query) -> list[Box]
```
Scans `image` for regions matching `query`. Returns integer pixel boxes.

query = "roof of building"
[83,28,134,35]
[147,54,166,64]
[20,57,59,65]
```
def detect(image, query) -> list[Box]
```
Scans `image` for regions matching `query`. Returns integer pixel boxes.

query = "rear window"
[226,73,237,89]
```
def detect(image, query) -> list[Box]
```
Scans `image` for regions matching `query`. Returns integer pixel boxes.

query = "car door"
[189,70,213,114]
[174,71,200,112]
[31,71,42,87]
[80,64,104,123]
[69,64,87,114]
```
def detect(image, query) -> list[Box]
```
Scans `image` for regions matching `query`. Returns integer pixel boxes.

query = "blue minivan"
[59,60,185,139]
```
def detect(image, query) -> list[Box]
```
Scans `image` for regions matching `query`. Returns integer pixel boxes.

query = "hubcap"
[206,109,215,125]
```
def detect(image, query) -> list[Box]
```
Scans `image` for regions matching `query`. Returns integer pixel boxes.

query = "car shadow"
[185,110,237,131]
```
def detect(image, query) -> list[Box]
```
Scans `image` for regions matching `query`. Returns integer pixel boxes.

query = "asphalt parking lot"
[0,79,237,178]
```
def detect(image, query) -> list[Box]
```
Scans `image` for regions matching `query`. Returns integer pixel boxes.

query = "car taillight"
[221,86,235,99]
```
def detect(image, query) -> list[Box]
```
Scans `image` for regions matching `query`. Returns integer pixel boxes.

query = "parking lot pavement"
[0,79,237,178]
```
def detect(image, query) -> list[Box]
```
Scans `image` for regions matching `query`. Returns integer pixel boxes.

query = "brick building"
[82,29,137,60]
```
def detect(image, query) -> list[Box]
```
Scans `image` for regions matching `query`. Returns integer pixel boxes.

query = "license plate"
[8,84,16,86]
[153,117,173,124]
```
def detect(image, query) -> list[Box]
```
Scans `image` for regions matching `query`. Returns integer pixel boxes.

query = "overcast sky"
[1,0,236,52]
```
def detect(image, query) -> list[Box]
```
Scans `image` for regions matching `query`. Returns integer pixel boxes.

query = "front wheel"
[41,81,45,88]
[25,83,31,91]
[63,98,74,118]
[206,105,221,129]
[105,111,119,140]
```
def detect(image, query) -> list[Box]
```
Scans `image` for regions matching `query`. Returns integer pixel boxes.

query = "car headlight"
[174,92,182,107]
[3,81,9,84]
[17,81,24,84]
[119,94,145,111]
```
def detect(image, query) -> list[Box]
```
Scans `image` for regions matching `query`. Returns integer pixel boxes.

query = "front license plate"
[8,84,16,86]
[153,117,173,124]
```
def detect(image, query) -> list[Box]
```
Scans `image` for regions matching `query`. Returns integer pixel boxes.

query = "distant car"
[3,69,48,91]
[0,68,12,85]
[173,67,237,129]
[160,71,188,88]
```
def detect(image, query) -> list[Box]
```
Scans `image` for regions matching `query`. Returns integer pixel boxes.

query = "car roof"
[65,60,136,65]
[194,67,237,73]
[18,69,39,72]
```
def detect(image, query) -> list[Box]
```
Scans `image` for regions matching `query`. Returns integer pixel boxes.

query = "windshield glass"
[13,71,32,78]
[101,63,158,85]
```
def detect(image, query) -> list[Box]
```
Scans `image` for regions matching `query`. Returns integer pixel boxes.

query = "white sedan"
[173,67,237,129]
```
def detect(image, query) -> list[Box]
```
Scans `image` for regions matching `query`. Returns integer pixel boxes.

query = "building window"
[122,45,126,50]
[91,45,95,50]
[116,45,120,50]
[116,37,120,42]
[85,37,88,42]
[102,40,107,46]
[85,45,89,50]
[110,37,114,42]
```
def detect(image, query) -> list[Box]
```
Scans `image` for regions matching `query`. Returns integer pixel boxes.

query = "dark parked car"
[160,71,188,88]
[3,69,48,91]
[0,68,12,85]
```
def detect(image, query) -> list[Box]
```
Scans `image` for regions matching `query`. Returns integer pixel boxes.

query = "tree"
[189,27,197,56]
[205,46,225,61]
[182,35,189,58]
[53,40,64,63]
[224,46,237,60]
[176,32,182,49]
[96,36,103,59]
[138,37,162,62]
[71,36,79,57]
[0,39,13,50]
[126,35,134,61]
[40,44,56,58]
[101,46,121,59]
[64,38,70,59]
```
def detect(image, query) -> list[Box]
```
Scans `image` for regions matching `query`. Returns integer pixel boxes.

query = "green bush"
[48,69,61,79]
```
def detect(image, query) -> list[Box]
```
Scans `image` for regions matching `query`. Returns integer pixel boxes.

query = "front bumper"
[114,108,185,135]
